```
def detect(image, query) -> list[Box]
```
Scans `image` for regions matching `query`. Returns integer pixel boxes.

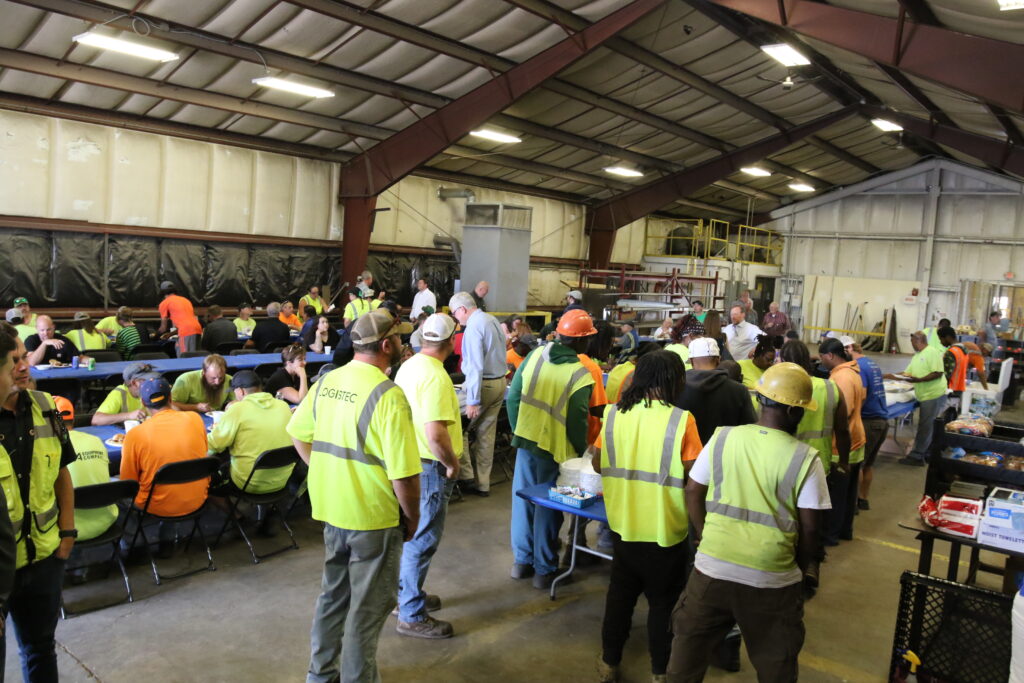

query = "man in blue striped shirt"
[449,292,507,496]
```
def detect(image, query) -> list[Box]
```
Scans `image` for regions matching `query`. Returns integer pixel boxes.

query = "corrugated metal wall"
[766,160,1024,333]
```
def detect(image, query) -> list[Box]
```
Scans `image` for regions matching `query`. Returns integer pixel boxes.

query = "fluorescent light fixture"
[789,182,815,192]
[998,0,1024,10]
[252,77,334,99]
[760,43,810,67]
[871,118,903,132]
[72,31,179,62]
[604,166,644,178]
[470,129,522,144]
[741,166,772,177]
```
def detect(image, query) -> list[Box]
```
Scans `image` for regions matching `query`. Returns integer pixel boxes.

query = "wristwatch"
[59,528,78,539]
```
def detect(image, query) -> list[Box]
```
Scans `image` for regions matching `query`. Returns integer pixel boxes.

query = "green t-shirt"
[67,430,118,541]
[171,370,233,409]
[65,328,108,351]
[97,384,143,417]
[906,345,947,402]
[95,315,124,337]
[694,311,708,323]
[15,324,34,342]
[207,392,295,493]
[394,353,464,462]
[234,318,256,336]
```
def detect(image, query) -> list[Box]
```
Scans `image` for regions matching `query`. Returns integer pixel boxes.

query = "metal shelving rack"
[577,267,721,328]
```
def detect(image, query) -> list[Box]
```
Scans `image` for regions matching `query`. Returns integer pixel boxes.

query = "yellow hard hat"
[755,362,818,410]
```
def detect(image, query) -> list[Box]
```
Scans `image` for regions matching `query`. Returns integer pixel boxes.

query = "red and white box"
[936,495,984,539]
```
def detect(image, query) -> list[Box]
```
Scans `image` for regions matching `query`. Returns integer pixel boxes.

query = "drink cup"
[124,420,140,432]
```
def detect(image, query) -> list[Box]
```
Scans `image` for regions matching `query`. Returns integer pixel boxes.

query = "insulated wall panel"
[0,111,50,218]
[208,146,255,234]
[159,239,206,303]
[162,138,211,231]
[107,235,160,307]
[0,230,51,306]
[52,120,107,223]
[110,129,162,226]
[204,243,252,306]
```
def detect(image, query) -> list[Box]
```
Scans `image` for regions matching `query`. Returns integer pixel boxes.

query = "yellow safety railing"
[644,219,781,266]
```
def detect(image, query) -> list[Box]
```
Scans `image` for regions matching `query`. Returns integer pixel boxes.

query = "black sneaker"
[898,456,926,467]
[857,498,870,511]
[510,563,534,579]
[533,572,559,590]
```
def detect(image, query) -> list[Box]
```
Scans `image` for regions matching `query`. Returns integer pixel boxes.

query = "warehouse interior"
[1,0,1024,681]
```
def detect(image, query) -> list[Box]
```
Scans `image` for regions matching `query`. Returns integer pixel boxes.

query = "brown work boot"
[396,616,453,639]
[596,658,619,682]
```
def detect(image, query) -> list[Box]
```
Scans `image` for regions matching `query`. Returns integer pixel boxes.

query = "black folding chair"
[262,341,293,354]
[213,447,301,564]
[229,349,259,356]
[134,351,170,360]
[85,350,122,363]
[215,341,243,355]
[180,350,210,359]
[61,479,139,617]
[127,456,221,585]
[253,364,278,381]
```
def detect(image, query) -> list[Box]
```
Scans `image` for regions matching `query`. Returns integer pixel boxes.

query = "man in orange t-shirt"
[505,334,536,378]
[278,301,302,331]
[157,281,203,354]
[120,378,209,524]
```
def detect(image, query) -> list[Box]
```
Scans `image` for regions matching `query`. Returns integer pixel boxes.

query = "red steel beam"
[341,197,377,290]
[586,107,854,233]
[707,0,1024,114]
[587,230,617,270]
[338,0,665,198]
[863,106,1024,177]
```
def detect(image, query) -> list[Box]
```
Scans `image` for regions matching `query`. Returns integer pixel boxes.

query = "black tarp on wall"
[0,226,456,312]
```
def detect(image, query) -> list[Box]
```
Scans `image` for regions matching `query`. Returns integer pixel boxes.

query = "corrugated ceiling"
[0,0,1019,223]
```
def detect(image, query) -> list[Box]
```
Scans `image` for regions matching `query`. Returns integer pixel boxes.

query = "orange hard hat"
[556,309,598,337]
[54,395,74,423]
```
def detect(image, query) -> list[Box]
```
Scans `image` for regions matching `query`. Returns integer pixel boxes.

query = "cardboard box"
[979,488,1024,552]
[937,495,983,539]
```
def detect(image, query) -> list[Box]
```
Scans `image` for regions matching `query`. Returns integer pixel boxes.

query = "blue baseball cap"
[139,378,172,408]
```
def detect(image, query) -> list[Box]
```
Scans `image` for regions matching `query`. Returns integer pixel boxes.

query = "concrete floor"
[4,413,1011,683]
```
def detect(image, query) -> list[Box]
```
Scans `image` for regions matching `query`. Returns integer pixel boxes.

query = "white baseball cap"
[421,313,456,342]
[839,335,856,347]
[567,289,583,300]
[688,338,720,358]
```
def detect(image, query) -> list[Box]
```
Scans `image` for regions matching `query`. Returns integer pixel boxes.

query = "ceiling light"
[72,31,179,62]
[470,129,522,144]
[741,166,772,177]
[789,182,815,192]
[998,0,1024,10]
[871,118,904,132]
[760,43,810,67]
[604,166,644,178]
[252,77,334,98]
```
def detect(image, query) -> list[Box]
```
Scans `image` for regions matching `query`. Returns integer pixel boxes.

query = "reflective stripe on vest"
[520,345,592,428]
[705,427,810,534]
[602,405,686,489]
[311,379,393,470]
[796,380,837,442]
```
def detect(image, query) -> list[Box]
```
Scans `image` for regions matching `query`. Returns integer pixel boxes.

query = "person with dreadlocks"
[737,335,776,390]
[593,351,702,683]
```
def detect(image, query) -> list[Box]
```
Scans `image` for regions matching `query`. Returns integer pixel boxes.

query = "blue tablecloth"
[887,400,918,420]
[31,352,332,381]
[515,483,608,523]
[79,414,216,461]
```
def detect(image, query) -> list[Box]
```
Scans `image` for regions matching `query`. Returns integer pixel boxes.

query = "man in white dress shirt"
[410,278,437,321]
[723,305,764,360]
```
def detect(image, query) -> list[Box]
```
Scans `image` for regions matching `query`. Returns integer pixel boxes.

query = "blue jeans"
[308,524,403,683]
[5,552,65,683]
[510,448,561,576]
[398,461,455,622]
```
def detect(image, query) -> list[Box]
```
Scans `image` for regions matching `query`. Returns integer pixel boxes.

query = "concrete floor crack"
[56,640,102,681]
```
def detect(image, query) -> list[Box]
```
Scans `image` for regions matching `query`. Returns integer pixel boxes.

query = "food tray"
[548,488,598,509]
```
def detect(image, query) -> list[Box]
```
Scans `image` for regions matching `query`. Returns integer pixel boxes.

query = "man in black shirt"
[25,315,79,366]
[250,302,291,353]
[0,329,78,680]
[201,305,238,353]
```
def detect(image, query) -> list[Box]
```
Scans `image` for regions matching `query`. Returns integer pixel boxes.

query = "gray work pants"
[307,524,403,683]
[909,395,947,462]
[459,377,506,491]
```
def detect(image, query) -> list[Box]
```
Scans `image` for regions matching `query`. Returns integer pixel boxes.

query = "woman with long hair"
[702,310,733,362]
[594,351,702,682]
